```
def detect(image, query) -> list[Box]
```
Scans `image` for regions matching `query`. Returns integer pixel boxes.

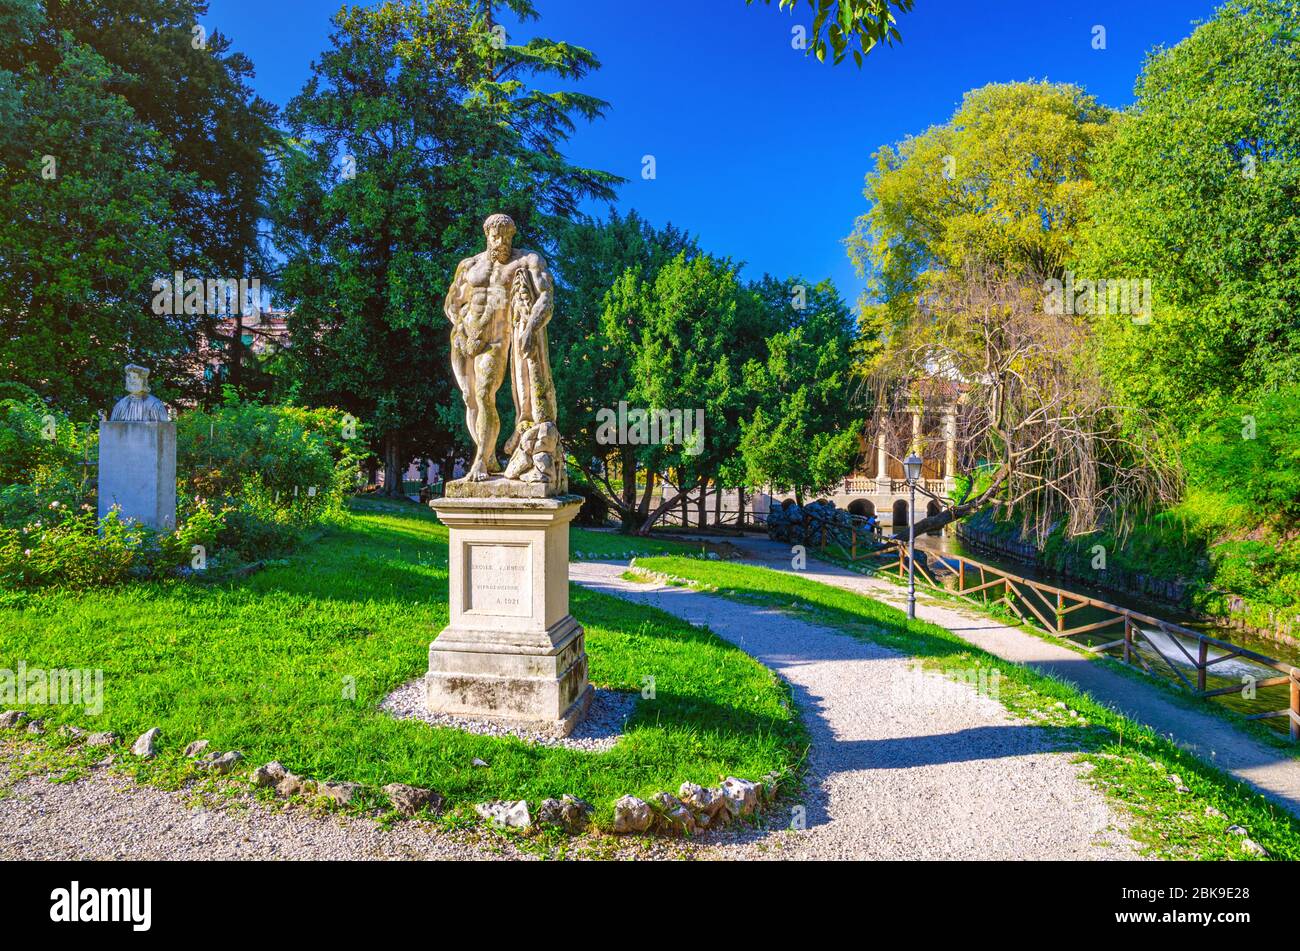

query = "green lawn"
[0,501,804,827]
[634,555,1300,860]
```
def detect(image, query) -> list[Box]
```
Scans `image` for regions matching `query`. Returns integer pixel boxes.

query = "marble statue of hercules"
[445,213,556,482]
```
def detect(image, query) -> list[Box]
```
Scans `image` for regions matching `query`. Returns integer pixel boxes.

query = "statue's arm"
[524,253,554,337]
[445,259,469,326]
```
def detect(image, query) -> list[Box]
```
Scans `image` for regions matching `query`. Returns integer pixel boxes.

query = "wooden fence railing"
[818,527,1300,742]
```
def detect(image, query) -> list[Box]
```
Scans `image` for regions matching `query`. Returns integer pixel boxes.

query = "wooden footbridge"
[816,524,1300,742]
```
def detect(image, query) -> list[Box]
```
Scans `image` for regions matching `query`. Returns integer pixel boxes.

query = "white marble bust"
[109,365,170,422]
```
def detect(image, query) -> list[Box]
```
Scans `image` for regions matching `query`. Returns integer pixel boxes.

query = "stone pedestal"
[425,494,591,735]
[97,421,177,531]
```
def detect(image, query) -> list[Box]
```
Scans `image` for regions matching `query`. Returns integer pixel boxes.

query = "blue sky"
[207,0,1214,304]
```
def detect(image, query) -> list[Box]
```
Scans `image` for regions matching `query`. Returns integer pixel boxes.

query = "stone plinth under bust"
[425,494,591,735]
[97,420,177,531]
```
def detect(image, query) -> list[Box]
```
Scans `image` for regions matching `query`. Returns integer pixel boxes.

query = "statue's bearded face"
[125,370,148,397]
[487,225,513,263]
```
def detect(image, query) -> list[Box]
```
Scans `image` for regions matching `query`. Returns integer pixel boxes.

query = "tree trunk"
[229,316,244,397]
[697,481,707,529]
[383,432,403,498]
[714,483,723,526]
[738,487,747,529]
[636,469,656,530]
[679,475,688,527]
[637,473,699,536]
[620,446,637,532]
[891,465,1010,540]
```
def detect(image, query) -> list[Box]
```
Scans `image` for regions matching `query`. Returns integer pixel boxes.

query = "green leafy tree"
[748,0,914,64]
[0,1,192,419]
[601,252,767,532]
[550,210,697,527]
[1184,384,1300,521]
[846,81,1113,347]
[1075,0,1300,428]
[738,278,860,504]
[23,0,278,403]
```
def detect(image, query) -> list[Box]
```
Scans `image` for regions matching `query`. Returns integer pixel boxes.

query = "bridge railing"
[816,528,1300,742]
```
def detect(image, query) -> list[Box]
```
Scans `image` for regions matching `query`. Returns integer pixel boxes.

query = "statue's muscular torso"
[451,250,541,357]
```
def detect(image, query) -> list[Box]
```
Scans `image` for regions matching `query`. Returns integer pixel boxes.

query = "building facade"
[773,405,960,534]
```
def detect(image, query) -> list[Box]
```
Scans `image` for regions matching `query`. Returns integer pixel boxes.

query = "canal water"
[916,533,1299,733]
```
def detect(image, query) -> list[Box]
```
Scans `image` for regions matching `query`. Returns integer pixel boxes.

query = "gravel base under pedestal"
[380,680,636,752]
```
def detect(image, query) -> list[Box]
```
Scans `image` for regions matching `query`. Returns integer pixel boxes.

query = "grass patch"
[0,500,803,828]
[633,554,1300,860]
[569,527,706,561]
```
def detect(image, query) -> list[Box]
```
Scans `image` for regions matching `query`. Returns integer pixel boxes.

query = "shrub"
[0,508,144,590]
[157,499,229,570]
[1183,386,1300,521]
[177,401,362,511]
[0,393,94,528]
[175,400,367,562]
[0,395,365,589]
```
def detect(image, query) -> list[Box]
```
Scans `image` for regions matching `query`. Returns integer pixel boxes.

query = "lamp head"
[903,453,924,483]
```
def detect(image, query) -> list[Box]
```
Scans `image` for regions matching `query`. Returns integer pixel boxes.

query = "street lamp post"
[903,453,924,620]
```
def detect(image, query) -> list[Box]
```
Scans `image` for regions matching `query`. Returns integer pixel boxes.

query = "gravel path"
[709,535,1300,820]
[8,536,1223,861]
[0,742,709,862]
[0,746,534,861]
[571,561,1144,860]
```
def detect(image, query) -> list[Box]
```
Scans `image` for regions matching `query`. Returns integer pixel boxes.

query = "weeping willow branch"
[860,262,1180,541]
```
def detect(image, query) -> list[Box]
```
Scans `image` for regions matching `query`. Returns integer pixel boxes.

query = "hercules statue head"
[483,213,516,264]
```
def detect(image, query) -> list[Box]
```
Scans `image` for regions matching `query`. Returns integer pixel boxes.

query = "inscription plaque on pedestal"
[465,543,530,616]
